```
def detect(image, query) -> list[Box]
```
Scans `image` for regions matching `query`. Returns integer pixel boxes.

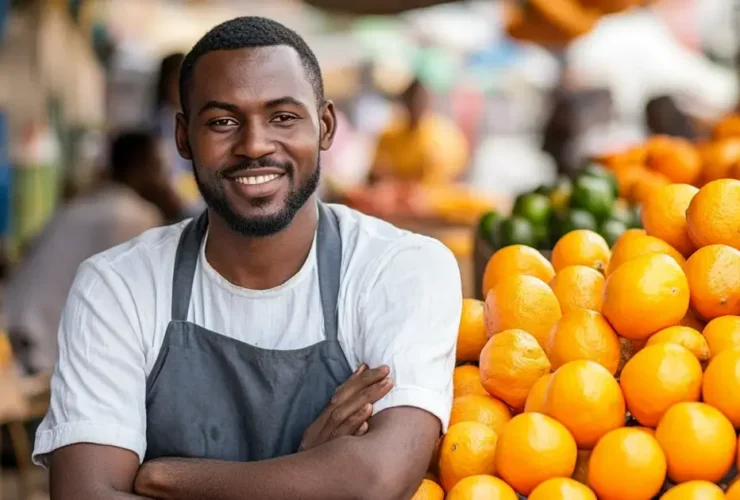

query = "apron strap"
[171,211,209,321]
[170,203,342,341]
[315,202,342,343]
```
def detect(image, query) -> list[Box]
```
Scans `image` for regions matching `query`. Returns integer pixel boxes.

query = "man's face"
[176,45,336,237]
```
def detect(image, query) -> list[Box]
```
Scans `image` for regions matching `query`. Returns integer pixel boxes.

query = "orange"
[528,478,596,500]
[645,326,711,363]
[633,426,656,437]
[712,114,740,139]
[410,479,444,500]
[684,245,740,320]
[587,428,667,500]
[479,329,551,411]
[631,169,672,204]
[610,228,647,252]
[551,230,611,273]
[545,309,620,374]
[613,163,649,201]
[703,316,740,356]
[495,413,577,496]
[449,395,512,434]
[603,253,690,340]
[453,365,489,398]
[456,299,488,362]
[484,274,562,346]
[686,179,740,250]
[481,245,555,297]
[702,349,740,427]
[549,265,605,313]
[699,138,740,184]
[523,373,552,413]
[542,360,625,449]
[619,343,702,427]
[445,475,517,500]
[438,421,498,492]
[605,233,685,276]
[640,183,698,257]
[660,481,724,500]
[656,402,736,483]
[645,135,701,185]
[727,480,740,500]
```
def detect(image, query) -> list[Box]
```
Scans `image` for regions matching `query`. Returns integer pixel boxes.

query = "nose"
[234,119,277,159]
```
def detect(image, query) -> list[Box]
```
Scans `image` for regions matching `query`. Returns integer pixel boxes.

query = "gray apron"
[144,203,353,461]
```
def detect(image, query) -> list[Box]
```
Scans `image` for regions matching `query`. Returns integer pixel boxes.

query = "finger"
[331,365,390,406]
[354,421,369,436]
[327,377,393,429]
[351,363,368,378]
[330,403,373,440]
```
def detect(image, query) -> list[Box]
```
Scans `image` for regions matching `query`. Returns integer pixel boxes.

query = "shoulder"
[329,204,460,291]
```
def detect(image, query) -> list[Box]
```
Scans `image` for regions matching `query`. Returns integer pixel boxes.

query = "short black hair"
[179,16,324,116]
[110,131,157,182]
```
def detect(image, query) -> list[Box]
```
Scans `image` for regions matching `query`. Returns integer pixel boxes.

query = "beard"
[193,155,320,238]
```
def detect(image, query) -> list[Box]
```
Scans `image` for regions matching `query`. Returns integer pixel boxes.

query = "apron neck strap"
[170,203,342,342]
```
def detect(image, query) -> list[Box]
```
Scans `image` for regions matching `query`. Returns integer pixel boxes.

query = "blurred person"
[4,130,183,376]
[34,16,460,500]
[154,52,204,216]
[645,95,700,140]
[369,78,469,185]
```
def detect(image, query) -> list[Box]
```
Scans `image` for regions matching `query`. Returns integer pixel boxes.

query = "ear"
[175,112,192,160]
[318,100,337,152]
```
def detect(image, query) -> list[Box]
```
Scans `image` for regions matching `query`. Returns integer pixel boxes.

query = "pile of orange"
[413,161,740,498]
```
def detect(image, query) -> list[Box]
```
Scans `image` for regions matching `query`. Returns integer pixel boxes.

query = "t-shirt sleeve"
[32,258,148,468]
[356,236,462,431]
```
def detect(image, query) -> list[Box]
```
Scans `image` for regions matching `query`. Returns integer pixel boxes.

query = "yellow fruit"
[479,329,551,411]
[645,135,701,185]
[684,244,740,320]
[456,299,488,362]
[484,274,562,346]
[603,253,690,340]
[542,360,625,449]
[645,326,711,363]
[587,427,667,500]
[523,373,552,413]
[619,343,702,427]
[482,245,555,297]
[610,228,647,252]
[549,265,605,313]
[699,138,740,184]
[605,233,685,276]
[660,481,724,500]
[655,402,736,483]
[686,178,740,250]
[702,349,740,427]
[528,478,596,500]
[727,479,740,500]
[445,475,518,500]
[703,316,740,356]
[495,413,577,496]
[438,422,498,492]
[551,230,611,273]
[453,365,489,398]
[410,479,444,500]
[640,183,698,257]
[449,395,512,434]
[545,308,620,374]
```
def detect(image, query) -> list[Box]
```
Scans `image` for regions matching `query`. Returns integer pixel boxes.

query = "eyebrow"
[198,101,241,116]
[197,97,310,117]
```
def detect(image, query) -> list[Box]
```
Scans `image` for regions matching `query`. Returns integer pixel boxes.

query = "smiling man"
[32,16,461,500]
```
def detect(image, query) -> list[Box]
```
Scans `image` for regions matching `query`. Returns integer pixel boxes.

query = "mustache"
[218,158,294,178]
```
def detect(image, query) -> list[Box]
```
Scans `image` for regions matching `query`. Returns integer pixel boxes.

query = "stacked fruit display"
[479,164,641,253]
[417,175,740,499]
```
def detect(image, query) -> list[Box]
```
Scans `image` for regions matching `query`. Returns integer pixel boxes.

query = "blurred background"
[0,0,739,498]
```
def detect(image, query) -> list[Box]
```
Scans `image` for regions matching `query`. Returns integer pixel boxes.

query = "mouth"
[226,169,288,199]
[233,173,283,186]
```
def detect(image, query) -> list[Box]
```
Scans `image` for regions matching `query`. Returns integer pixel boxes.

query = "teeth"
[235,174,280,185]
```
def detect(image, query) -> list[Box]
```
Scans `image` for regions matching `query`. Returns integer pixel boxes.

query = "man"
[369,78,469,185]
[4,131,183,376]
[33,17,461,500]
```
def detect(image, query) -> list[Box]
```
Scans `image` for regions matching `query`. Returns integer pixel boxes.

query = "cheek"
[191,134,231,171]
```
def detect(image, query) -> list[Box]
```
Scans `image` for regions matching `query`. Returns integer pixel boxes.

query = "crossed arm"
[50,407,439,500]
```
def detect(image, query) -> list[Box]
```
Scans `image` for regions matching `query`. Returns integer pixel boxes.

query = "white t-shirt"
[32,203,462,466]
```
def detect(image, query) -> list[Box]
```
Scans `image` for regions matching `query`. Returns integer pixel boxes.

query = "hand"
[299,364,393,451]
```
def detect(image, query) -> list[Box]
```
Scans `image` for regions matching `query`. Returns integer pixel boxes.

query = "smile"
[233,173,284,185]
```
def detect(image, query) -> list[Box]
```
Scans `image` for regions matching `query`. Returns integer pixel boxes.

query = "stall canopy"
[303,0,457,15]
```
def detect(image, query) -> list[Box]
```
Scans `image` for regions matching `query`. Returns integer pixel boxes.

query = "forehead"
[189,45,316,110]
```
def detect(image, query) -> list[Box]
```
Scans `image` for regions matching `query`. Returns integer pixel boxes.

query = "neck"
[203,198,318,290]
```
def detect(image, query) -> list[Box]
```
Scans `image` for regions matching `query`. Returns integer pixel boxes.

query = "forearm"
[136,437,384,500]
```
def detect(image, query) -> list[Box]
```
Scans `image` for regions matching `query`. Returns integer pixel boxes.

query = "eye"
[271,114,298,124]
[208,118,238,129]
